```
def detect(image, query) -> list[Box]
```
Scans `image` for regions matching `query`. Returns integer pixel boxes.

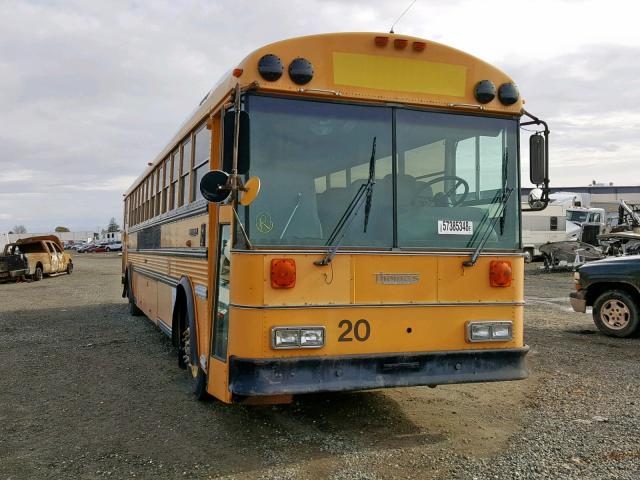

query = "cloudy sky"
[1,0,639,232]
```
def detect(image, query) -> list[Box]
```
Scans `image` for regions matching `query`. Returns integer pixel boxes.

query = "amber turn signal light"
[271,259,296,289]
[490,260,512,287]
[412,41,426,51]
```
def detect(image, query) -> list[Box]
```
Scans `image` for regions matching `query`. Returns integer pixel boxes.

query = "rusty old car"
[2,236,73,281]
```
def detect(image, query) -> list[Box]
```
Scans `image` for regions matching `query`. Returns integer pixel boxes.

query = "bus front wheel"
[180,323,208,400]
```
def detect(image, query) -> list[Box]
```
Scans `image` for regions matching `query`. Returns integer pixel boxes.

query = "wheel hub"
[182,327,198,377]
[600,299,630,330]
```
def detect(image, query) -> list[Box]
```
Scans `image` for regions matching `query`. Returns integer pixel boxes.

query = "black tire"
[523,248,534,264]
[66,262,73,275]
[191,366,208,400]
[592,290,640,338]
[128,298,144,316]
[33,266,43,282]
[126,275,144,316]
[180,324,208,400]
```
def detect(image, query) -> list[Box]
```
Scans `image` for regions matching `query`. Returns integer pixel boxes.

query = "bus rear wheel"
[523,248,534,263]
[127,284,144,316]
[181,325,208,400]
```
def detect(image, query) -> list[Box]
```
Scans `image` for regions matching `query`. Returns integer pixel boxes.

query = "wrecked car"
[2,235,73,281]
[0,249,29,282]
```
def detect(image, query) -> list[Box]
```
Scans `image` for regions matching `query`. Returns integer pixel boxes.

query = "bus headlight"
[466,321,513,342]
[272,326,325,349]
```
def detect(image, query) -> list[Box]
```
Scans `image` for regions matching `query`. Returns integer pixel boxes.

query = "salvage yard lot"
[1,255,639,479]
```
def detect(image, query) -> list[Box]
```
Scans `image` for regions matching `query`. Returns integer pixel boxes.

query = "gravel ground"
[0,255,638,479]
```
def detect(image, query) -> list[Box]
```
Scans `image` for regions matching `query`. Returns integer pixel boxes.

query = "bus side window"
[212,225,231,361]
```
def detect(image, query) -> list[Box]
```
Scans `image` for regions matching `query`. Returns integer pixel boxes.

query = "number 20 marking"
[338,319,371,342]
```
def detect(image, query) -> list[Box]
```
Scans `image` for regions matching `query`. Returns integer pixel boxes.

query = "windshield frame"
[239,93,522,253]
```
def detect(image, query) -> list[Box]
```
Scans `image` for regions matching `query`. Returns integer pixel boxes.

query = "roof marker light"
[412,41,426,51]
[394,38,408,49]
[374,36,388,46]
[232,68,243,78]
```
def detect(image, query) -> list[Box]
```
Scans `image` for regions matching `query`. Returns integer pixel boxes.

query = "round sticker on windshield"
[256,212,274,234]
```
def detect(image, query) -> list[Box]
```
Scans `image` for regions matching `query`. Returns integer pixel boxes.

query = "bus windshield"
[243,94,520,250]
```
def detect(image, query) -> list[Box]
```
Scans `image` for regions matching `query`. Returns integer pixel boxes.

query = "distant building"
[100,231,122,243]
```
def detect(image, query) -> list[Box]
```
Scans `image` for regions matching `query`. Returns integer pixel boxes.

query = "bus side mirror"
[223,111,250,174]
[529,134,546,185]
[200,170,232,203]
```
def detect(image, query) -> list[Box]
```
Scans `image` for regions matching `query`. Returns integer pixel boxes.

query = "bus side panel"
[157,282,174,331]
[207,358,232,403]
[227,308,264,358]
[262,255,352,306]
[230,253,268,307]
[133,271,158,322]
[438,256,524,303]
[194,294,209,368]
[352,255,438,303]
[161,215,208,249]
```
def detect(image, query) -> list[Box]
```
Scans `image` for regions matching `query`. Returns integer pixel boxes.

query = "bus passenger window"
[192,124,210,201]
[180,139,192,206]
[171,150,179,210]
[155,168,162,215]
[162,160,169,213]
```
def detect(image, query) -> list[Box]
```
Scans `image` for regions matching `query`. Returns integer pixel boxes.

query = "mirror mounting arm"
[521,109,551,212]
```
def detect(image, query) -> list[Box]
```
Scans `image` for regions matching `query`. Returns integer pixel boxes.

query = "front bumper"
[570,291,587,313]
[229,347,529,396]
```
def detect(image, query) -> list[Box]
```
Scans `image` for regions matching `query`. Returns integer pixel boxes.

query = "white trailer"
[521,192,601,262]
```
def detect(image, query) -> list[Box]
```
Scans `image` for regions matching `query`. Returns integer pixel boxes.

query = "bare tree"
[107,217,120,233]
[12,225,27,234]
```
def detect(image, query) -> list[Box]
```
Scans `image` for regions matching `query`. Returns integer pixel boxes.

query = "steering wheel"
[414,175,469,207]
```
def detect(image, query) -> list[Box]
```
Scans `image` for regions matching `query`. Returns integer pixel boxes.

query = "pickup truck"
[570,255,640,337]
[0,250,29,282]
[2,235,73,281]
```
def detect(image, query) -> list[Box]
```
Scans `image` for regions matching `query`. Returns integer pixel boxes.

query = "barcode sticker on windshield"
[438,220,473,235]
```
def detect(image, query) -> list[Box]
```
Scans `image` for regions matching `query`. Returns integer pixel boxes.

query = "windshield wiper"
[315,137,376,266]
[463,150,512,267]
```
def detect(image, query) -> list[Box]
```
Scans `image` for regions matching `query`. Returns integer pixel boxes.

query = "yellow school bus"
[122,32,551,404]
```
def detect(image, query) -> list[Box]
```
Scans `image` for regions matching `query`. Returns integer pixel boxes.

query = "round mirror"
[528,188,544,208]
[240,176,261,206]
[200,170,231,203]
